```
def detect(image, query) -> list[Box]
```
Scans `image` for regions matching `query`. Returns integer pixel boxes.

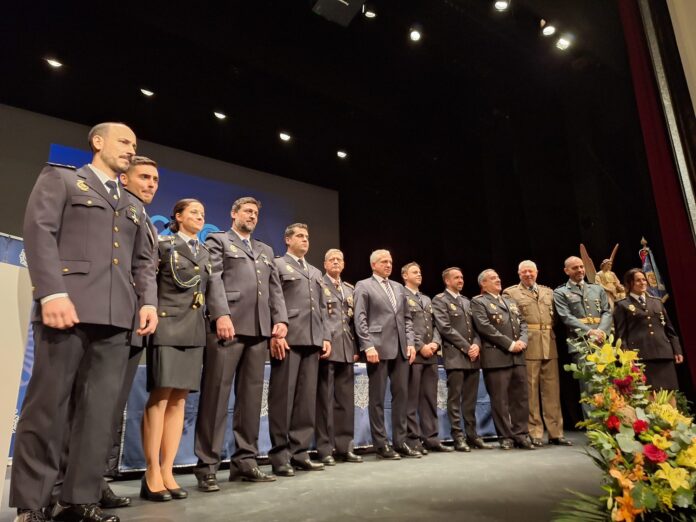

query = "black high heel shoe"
[166,487,188,500]
[140,476,172,502]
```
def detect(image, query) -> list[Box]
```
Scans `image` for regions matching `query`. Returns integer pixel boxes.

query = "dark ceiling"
[1,0,632,190]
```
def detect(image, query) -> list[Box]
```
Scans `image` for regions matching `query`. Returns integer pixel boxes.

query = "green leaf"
[673,488,693,509]
[615,427,642,454]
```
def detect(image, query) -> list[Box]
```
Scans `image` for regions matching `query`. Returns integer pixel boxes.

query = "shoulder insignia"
[646,295,660,300]
[158,234,175,242]
[343,282,354,288]
[472,294,485,301]
[46,161,77,170]
[434,292,446,299]
[207,230,226,237]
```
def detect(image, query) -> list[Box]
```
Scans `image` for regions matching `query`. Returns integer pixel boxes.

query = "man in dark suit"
[194,197,288,490]
[401,262,451,455]
[315,249,363,465]
[12,122,158,522]
[353,249,417,460]
[471,269,533,450]
[432,267,493,452]
[268,224,331,475]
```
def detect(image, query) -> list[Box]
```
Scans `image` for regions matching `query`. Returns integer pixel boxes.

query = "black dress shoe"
[52,503,119,522]
[229,466,277,482]
[426,442,454,453]
[273,463,296,477]
[320,455,336,466]
[467,437,494,450]
[409,442,428,455]
[291,457,325,471]
[335,451,363,463]
[531,438,544,448]
[196,473,220,492]
[15,509,48,522]
[394,443,422,458]
[549,437,573,446]
[499,438,514,450]
[454,438,471,452]
[375,445,401,460]
[139,477,172,502]
[166,487,188,500]
[99,484,131,509]
[514,437,536,450]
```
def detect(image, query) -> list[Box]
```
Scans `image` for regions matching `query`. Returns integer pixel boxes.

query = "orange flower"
[593,393,605,407]
[612,489,645,521]
[607,387,627,413]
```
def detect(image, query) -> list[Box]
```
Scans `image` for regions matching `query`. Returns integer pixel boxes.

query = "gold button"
[115,211,120,217]
[310,288,313,293]
[312,307,315,311]
[113,258,119,265]
[258,291,262,295]
[160,312,167,317]
[257,270,261,274]
[62,267,69,273]
[194,266,200,272]
[87,200,93,205]
[114,226,119,232]
[114,242,119,248]
[311,297,314,301]
[256,260,259,264]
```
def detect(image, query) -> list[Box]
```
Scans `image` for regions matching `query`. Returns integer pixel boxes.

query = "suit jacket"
[471,293,528,369]
[205,230,287,338]
[274,255,331,348]
[553,281,612,348]
[151,235,210,347]
[322,274,358,363]
[503,284,557,360]
[405,289,442,365]
[23,164,157,330]
[613,295,682,360]
[130,214,159,347]
[353,275,415,360]
[432,291,481,370]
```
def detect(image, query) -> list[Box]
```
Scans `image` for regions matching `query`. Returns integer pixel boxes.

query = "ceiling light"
[45,58,62,68]
[214,111,227,120]
[556,36,571,50]
[409,29,422,42]
[279,132,291,142]
[494,1,510,11]
[140,88,154,97]
[337,150,348,159]
[362,4,376,18]
[542,25,556,36]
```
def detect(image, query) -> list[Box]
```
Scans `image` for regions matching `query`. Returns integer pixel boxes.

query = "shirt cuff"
[40,293,68,305]
[140,305,157,312]
[508,341,516,352]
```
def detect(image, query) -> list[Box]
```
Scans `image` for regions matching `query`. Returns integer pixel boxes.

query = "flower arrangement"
[553,335,696,522]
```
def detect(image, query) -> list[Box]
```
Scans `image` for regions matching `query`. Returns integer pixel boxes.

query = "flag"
[639,237,668,301]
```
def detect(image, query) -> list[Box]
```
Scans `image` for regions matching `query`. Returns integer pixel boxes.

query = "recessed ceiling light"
[140,88,154,97]
[494,1,510,11]
[214,111,227,120]
[409,29,422,42]
[556,36,571,50]
[279,132,291,142]
[542,25,556,36]
[364,10,376,18]
[337,150,348,159]
[45,58,62,68]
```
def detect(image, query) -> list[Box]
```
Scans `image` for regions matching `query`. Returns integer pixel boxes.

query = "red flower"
[633,420,649,434]
[643,443,668,463]
[613,375,634,395]
[606,415,621,432]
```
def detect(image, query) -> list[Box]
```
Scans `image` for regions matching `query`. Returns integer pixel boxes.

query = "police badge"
[628,304,636,312]
[126,205,140,225]
[76,180,89,192]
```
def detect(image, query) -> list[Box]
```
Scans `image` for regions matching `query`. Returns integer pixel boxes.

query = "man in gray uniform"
[353,249,418,460]
[432,267,493,452]
[401,262,451,455]
[268,224,331,475]
[471,269,533,450]
[12,122,158,522]
[315,249,363,465]
[194,197,288,490]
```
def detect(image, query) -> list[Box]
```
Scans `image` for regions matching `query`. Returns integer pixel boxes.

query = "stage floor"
[1,432,601,522]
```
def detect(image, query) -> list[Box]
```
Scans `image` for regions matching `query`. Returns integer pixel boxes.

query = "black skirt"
[146,344,204,392]
[643,359,679,391]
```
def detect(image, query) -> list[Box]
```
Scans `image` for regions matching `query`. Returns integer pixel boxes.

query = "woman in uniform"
[140,199,209,501]
[613,268,683,393]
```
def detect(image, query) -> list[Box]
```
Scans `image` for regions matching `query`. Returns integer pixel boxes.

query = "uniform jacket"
[471,293,528,369]
[130,214,159,347]
[322,274,358,363]
[613,295,682,360]
[353,276,415,360]
[503,284,557,360]
[151,235,210,347]
[24,164,157,330]
[553,281,612,347]
[204,230,287,338]
[405,289,442,365]
[432,291,481,370]
[274,254,331,348]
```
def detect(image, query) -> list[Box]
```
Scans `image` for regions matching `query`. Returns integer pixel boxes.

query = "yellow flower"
[651,434,672,451]
[647,403,692,428]
[617,346,639,367]
[587,344,616,373]
[675,443,696,469]
[654,462,690,491]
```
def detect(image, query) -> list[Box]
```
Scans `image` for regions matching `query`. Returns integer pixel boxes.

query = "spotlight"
[45,58,62,68]
[409,29,422,42]
[214,111,227,120]
[362,4,376,18]
[337,150,348,159]
[140,88,154,97]
[556,36,571,50]
[279,132,292,142]
[494,1,510,12]
[542,25,556,36]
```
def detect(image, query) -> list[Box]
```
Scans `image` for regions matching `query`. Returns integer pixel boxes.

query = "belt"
[579,317,601,325]
[527,323,552,330]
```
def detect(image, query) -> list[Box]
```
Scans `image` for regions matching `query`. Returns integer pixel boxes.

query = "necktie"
[242,238,252,254]
[105,180,118,201]
[298,258,307,271]
[188,239,198,255]
[382,279,397,312]
[639,295,646,306]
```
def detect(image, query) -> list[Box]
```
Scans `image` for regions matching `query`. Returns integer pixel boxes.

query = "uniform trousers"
[406,363,439,447]
[526,358,563,439]
[315,360,355,457]
[482,365,529,441]
[446,368,481,441]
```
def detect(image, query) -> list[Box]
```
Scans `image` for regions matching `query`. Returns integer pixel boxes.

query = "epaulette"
[158,234,175,242]
[46,161,77,170]
[616,297,628,303]
[343,282,355,289]
[275,254,282,258]
[554,284,566,290]
[538,284,551,291]
[206,230,226,237]
[434,292,446,299]
[502,285,517,293]
[647,295,661,300]
[472,294,486,301]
